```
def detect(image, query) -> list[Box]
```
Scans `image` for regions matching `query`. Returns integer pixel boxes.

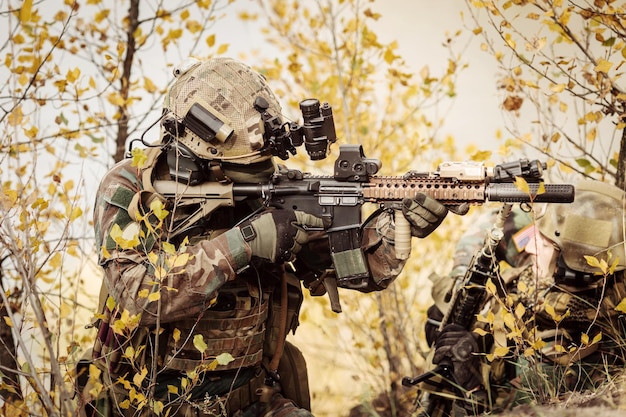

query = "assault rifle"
[153,143,574,312]
[402,203,514,417]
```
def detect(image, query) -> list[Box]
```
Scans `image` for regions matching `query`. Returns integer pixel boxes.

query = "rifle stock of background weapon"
[154,144,574,312]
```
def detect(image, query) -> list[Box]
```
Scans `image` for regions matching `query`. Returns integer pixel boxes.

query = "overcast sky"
[214,0,505,153]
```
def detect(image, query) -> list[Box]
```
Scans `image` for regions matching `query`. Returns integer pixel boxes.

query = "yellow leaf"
[473,328,489,336]
[60,302,72,318]
[123,346,135,360]
[186,20,202,33]
[147,251,159,265]
[384,47,396,64]
[106,296,116,311]
[152,400,164,415]
[3,316,13,327]
[592,332,602,344]
[88,364,101,381]
[173,328,181,343]
[206,34,216,47]
[533,181,545,196]
[581,333,589,345]
[544,303,556,319]
[49,252,63,269]
[503,312,516,331]
[167,385,179,394]
[615,297,626,313]
[138,289,149,299]
[154,266,167,280]
[550,83,565,93]
[144,77,157,93]
[24,126,38,139]
[70,206,83,221]
[107,91,125,106]
[171,253,190,269]
[531,338,546,350]
[94,9,110,23]
[514,177,530,194]
[117,41,125,58]
[3,188,18,205]
[594,59,612,74]
[133,367,148,387]
[162,241,176,255]
[66,67,80,83]
[20,0,33,23]
[150,199,169,221]
[64,180,75,193]
[148,291,160,302]
[584,255,606,274]
[193,334,208,353]
[494,346,509,356]
[216,44,229,55]
[488,345,509,361]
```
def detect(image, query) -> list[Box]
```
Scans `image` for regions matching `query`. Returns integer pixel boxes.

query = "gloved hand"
[401,194,450,238]
[238,209,324,263]
[433,323,482,391]
[425,305,444,347]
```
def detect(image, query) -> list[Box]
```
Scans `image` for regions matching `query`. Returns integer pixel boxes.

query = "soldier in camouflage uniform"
[422,179,626,415]
[85,57,451,417]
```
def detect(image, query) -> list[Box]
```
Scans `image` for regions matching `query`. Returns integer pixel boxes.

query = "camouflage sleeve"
[359,210,407,292]
[93,160,251,325]
[428,206,534,313]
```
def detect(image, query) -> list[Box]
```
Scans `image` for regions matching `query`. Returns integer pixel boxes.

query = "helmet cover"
[537,179,626,273]
[162,57,282,164]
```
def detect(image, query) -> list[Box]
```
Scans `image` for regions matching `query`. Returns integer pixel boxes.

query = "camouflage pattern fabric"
[427,201,626,413]
[163,57,283,164]
[91,149,411,415]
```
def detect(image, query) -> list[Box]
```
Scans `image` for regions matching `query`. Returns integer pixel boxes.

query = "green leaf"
[216,352,234,366]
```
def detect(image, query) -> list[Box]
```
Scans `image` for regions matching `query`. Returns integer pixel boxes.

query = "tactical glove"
[433,323,482,391]
[238,210,324,263]
[425,305,444,347]
[402,194,449,238]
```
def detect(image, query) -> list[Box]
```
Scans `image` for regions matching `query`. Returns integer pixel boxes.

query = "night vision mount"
[255,97,337,161]
[125,97,339,186]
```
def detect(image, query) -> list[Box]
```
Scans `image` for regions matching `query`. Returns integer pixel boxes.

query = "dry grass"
[344,371,626,416]
[499,374,626,417]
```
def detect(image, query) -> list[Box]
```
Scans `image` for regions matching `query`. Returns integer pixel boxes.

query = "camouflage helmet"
[537,179,626,273]
[161,57,282,164]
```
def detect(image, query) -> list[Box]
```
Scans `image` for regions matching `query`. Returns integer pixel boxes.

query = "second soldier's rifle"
[153,142,574,312]
[402,202,515,417]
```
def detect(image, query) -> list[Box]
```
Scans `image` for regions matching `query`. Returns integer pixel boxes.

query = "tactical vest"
[158,270,302,375]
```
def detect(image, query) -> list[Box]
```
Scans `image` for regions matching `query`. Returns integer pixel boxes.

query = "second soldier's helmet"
[537,179,626,274]
[161,57,282,167]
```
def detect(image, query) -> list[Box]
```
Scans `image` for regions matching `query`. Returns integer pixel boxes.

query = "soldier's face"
[525,229,559,279]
